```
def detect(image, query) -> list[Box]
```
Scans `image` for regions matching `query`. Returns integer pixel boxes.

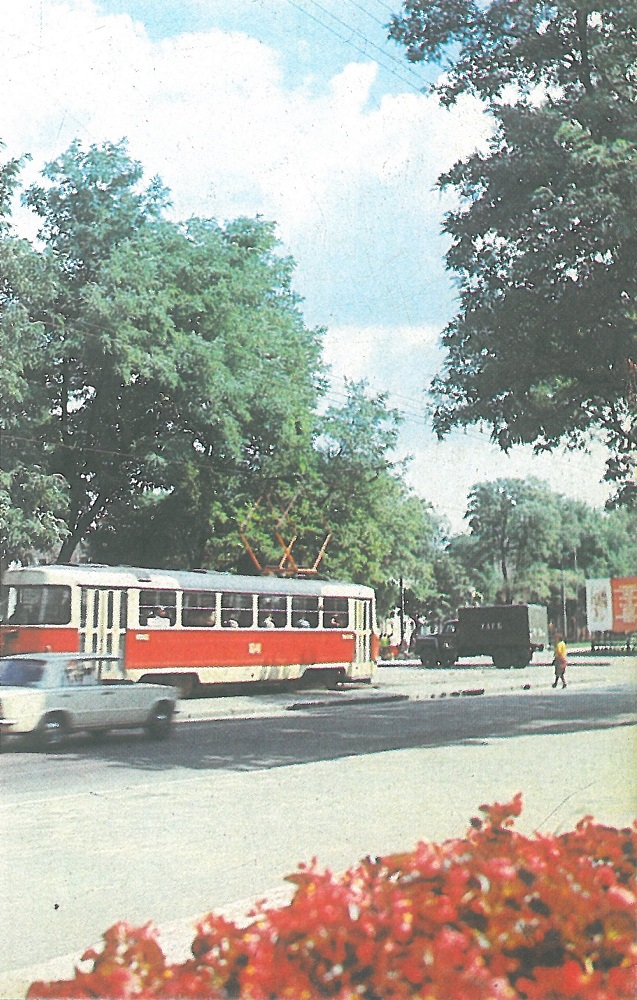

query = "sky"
[3,0,612,533]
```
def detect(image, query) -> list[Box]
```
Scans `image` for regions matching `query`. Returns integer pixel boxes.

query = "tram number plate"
[248,642,262,655]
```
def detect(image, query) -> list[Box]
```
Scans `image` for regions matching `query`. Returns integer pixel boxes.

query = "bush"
[28,795,636,999]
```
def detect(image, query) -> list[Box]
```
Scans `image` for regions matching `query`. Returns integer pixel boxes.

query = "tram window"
[139,590,177,627]
[221,592,253,628]
[0,587,16,622]
[1,585,71,626]
[323,597,349,628]
[257,595,287,628]
[291,596,319,629]
[80,589,88,629]
[183,591,217,627]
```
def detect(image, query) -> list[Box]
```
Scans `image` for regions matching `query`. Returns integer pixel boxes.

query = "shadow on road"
[4,687,635,775]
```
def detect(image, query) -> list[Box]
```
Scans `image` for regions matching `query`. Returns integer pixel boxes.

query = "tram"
[0,564,379,696]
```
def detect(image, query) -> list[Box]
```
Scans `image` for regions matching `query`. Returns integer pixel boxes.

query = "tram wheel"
[174,675,198,699]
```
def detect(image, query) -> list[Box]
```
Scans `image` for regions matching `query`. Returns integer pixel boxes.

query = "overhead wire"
[282,0,434,93]
[299,0,426,81]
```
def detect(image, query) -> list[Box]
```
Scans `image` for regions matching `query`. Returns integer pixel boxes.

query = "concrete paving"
[2,652,635,999]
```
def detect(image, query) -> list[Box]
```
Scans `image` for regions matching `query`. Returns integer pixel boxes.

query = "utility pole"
[561,558,567,639]
[573,549,578,640]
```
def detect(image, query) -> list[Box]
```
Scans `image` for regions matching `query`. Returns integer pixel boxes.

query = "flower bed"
[28,795,636,999]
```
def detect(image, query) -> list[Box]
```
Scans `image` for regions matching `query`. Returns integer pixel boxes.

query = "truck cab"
[412,619,458,667]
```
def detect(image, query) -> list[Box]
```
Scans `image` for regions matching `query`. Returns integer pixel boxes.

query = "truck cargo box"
[457,604,549,667]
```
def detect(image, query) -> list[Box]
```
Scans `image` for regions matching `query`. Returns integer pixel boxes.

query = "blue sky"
[4,1,610,531]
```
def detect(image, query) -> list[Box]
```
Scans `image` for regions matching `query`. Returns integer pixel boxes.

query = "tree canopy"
[1,140,442,613]
[390,1,637,505]
[442,475,637,627]
[3,141,324,565]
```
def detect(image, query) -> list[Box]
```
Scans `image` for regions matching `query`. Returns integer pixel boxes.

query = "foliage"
[214,381,443,614]
[463,478,562,602]
[0,147,71,564]
[0,466,69,568]
[2,142,441,593]
[390,1,637,504]
[2,141,324,565]
[315,382,441,607]
[27,796,637,999]
[437,477,637,612]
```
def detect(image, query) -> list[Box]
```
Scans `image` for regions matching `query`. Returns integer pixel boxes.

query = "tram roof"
[2,564,375,599]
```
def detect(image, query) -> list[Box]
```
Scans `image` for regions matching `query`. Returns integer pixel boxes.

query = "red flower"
[28,799,637,1000]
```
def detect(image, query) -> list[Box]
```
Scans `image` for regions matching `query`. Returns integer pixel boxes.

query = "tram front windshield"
[0,585,72,625]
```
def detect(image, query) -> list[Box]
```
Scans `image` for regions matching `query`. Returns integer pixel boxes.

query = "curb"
[430,688,485,699]
[286,693,409,711]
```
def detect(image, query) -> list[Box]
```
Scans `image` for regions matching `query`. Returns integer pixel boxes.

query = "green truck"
[413,604,549,669]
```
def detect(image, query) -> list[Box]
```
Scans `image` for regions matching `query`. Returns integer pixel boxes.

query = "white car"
[0,653,179,749]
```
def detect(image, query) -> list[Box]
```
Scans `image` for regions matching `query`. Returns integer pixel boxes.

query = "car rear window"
[0,659,46,686]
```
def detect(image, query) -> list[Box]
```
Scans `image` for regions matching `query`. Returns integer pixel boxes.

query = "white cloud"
[2,2,487,256]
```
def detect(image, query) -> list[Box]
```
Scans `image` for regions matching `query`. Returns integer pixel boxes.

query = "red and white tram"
[0,564,379,695]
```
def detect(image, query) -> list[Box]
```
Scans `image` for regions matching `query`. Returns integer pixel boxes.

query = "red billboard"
[587,577,637,634]
[611,577,637,633]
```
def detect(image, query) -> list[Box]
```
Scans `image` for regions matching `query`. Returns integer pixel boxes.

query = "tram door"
[80,588,127,660]
[353,599,372,663]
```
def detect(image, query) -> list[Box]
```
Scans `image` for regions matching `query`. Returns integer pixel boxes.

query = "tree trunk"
[56,493,107,564]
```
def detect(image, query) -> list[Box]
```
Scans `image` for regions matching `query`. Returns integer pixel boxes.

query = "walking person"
[552,635,568,688]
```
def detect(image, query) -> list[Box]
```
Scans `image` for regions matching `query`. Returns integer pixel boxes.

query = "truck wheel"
[512,651,531,669]
[492,652,512,669]
[144,702,174,740]
[37,713,69,750]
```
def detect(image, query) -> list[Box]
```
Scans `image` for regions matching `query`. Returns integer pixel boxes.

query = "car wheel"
[37,713,68,750]
[144,702,174,740]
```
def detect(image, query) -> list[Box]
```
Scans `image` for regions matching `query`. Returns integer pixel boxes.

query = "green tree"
[228,381,443,610]
[315,382,441,608]
[0,145,70,565]
[463,477,562,601]
[441,480,637,628]
[0,467,69,568]
[390,1,637,503]
[86,213,323,570]
[5,141,323,565]
[425,547,476,621]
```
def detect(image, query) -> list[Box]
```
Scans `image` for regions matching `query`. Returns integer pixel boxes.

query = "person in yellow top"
[552,636,568,689]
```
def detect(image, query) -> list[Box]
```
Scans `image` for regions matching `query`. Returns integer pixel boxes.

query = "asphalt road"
[1,684,636,796]
[0,660,635,988]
